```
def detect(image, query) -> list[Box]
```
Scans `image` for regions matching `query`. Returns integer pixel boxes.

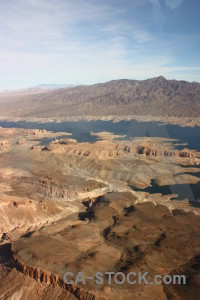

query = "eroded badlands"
[0,126,200,299]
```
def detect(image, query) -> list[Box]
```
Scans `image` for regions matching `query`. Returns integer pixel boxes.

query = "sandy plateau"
[0,126,200,299]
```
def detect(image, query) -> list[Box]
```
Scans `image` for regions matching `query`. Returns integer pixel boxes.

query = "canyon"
[0,125,200,299]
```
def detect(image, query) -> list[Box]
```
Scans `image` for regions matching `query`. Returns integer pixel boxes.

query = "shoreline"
[0,114,200,127]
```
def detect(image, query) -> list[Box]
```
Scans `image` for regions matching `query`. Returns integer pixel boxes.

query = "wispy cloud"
[0,0,199,89]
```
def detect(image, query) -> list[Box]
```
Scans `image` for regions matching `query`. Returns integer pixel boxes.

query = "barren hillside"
[0,76,200,119]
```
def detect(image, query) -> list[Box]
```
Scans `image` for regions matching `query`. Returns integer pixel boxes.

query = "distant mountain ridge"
[0,76,200,119]
[32,84,77,90]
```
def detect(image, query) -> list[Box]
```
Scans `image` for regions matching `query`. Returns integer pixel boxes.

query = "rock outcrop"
[12,193,200,300]
[41,138,198,164]
[12,248,96,300]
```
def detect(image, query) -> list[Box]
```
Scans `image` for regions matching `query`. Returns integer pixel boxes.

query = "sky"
[0,0,200,89]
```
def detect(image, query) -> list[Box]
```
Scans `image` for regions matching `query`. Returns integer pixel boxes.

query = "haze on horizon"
[0,0,200,90]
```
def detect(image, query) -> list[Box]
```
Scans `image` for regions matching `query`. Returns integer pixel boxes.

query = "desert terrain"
[1,77,200,127]
[0,125,200,299]
[1,0,200,298]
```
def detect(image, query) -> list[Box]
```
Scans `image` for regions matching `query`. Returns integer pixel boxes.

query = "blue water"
[0,119,200,151]
[0,119,200,207]
[130,179,200,207]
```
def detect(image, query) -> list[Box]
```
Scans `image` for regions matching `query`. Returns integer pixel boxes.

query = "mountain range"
[0,76,200,119]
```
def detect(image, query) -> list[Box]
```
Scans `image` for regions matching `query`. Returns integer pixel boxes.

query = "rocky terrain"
[0,126,200,299]
[0,76,200,126]
[12,193,200,300]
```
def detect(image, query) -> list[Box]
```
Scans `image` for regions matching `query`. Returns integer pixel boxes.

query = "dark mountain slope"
[0,76,200,118]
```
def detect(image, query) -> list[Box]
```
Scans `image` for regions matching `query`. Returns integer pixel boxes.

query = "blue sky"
[0,0,200,89]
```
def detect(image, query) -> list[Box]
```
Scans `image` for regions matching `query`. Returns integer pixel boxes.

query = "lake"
[130,179,200,207]
[1,119,199,207]
[0,119,200,151]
